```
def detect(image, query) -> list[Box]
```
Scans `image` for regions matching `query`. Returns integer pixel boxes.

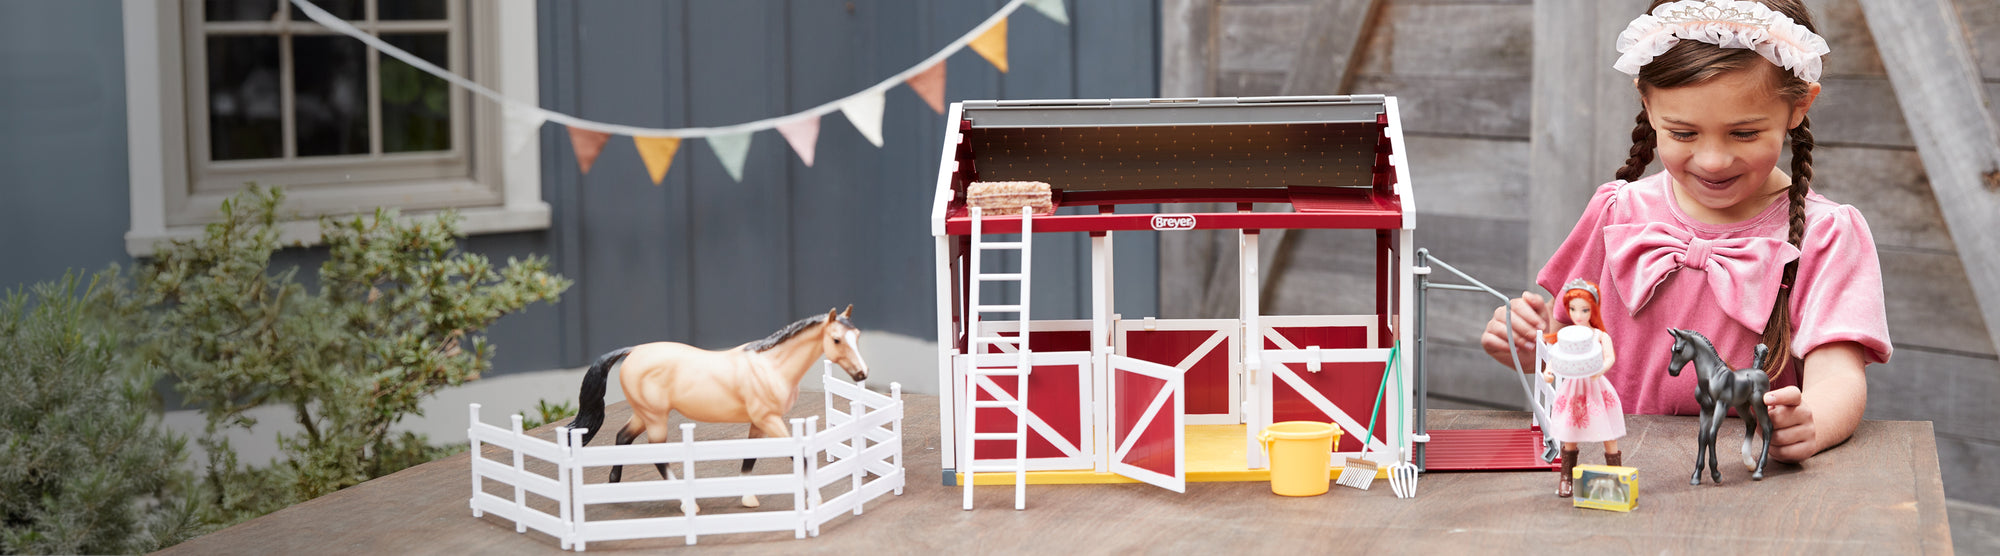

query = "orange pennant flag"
[969,18,1009,73]
[906,62,947,114]
[567,126,611,175]
[633,136,682,185]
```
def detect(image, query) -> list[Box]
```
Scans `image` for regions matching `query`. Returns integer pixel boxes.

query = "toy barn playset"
[929,95,1568,510]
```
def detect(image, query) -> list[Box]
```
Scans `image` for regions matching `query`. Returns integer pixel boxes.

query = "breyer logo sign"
[1150,214,1197,231]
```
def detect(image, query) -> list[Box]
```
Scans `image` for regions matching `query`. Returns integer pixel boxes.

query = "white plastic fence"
[468,364,904,551]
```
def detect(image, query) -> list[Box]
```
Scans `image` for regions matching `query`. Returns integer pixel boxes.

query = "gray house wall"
[0,0,1159,378]
[536,0,1160,366]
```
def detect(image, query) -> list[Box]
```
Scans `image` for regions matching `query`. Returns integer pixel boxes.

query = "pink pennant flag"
[906,62,947,114]
[775,116,821,167]
[567,126,611,175]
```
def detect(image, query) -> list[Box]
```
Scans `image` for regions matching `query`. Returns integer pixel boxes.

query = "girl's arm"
[1764,341,1868,463]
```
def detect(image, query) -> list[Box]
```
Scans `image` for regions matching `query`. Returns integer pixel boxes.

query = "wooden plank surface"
[1281,0,1380,95]
[1160,0,1215,98]
[160,394,1951,554]
[1858,0,2000,357]
[1526,0,1601,279]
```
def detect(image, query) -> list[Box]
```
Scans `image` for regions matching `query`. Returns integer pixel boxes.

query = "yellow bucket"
[1259,421,1343,496]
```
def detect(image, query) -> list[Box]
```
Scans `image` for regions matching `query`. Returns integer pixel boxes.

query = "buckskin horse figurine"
[571,306,869,510]
[1666,328,1773,485]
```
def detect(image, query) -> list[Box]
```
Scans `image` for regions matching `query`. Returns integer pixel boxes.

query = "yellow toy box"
[1572,465,1638,512]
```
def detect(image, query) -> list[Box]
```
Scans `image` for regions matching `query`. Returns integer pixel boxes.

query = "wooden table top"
[160,393,1952,555]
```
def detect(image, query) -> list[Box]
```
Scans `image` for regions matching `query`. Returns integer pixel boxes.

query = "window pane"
[289,0,361,21]
[379,0,446,21]
[293,36,368,157]
[207,36,282,161]
[380,33,452,153]
[204,0,278,22]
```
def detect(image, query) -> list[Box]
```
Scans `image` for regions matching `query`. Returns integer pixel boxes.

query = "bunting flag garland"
[633,136,683,185]
[969,18,1011,73]
[504,104,547,156]
[840,90,888,148]
[906,62,947,115]
[568,127,611,175]
[775,117,821,167]
[290,0,1067,185]
[706,132,754,182]
[1027,0,1069,25]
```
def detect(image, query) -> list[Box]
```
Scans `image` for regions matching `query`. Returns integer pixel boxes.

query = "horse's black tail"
[574,346,634,446]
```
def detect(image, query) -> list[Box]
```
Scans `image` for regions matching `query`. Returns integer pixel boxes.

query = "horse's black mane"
[745,313,858,353]
[1676,329,1718,355]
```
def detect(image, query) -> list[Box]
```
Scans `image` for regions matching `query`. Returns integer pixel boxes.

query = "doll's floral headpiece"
[1613,0,1829,83]
[1562,278,1600,306]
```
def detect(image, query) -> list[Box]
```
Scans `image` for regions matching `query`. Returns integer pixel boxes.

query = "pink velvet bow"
[1602,222,1801,333]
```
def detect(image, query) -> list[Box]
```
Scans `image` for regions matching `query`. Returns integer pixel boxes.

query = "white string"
[287,0,1028,138]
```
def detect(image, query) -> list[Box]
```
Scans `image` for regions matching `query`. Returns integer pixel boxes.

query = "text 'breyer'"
[1150,214,1197,231]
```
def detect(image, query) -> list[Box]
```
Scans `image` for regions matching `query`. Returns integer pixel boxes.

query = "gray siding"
[537,0,1160,362]
[0,1,133,290]
[0,1,1158,377]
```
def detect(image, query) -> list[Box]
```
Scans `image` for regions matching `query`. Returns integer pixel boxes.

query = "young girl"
[1543,279,1623,497]
[1481,0,1891,466]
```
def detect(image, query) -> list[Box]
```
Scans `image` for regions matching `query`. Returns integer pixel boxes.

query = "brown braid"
[1616,108,1656,183]
[1758,115,1813,382]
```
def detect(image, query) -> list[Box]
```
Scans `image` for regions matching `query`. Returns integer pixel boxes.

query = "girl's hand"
[1763,386,1815,463]
[1482,291,1549,372]
[1764,342,1869,464]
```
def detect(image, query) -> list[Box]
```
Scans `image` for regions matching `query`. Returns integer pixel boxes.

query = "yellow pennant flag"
[633,136,682,185]
[969,18,1008,73]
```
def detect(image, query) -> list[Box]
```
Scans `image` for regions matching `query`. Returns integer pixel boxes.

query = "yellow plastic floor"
[961,424,1387,486]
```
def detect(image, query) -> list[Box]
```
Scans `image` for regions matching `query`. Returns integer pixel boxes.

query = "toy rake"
[1337,347,1400,491]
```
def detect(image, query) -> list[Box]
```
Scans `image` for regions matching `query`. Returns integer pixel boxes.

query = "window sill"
[123,200,550,258]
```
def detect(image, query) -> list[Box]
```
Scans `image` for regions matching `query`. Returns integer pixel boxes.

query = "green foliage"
[521,399,578,430]
[0,272,203,554]
[122,185,570,513]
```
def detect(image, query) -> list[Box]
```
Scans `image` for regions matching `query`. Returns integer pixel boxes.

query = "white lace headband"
[1613,0,1829,83]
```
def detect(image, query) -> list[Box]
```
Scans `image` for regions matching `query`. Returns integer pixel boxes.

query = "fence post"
[555,427,572,551]
[805,416,821,537]
[681,422,697,546]
[851,398,866,516]
[568,427,588,552]
[469,404,483,517]
[791,418,808,539]
[892,383,904,495]
[511,414,527,533]
[823,361,834,461]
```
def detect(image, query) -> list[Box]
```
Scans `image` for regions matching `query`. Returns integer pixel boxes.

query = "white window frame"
[122,0,547,257]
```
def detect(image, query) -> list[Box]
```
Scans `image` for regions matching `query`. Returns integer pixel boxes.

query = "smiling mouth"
[1693,174,1739,191]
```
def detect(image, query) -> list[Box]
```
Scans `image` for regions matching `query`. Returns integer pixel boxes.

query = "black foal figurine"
[1666,329,1774,485]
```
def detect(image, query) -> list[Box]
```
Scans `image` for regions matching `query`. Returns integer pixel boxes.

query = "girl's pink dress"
[1537,172,1892,415]
[1546,331,1626,443]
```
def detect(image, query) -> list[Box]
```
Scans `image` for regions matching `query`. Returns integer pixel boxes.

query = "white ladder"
[963,205,1033,510]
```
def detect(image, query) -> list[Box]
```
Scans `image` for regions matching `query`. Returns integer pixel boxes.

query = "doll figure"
[1542,278,1624,498]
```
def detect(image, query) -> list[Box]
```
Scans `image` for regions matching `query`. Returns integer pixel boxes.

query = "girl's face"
[1568,297,1594,328]
[1643,65,1819,224]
